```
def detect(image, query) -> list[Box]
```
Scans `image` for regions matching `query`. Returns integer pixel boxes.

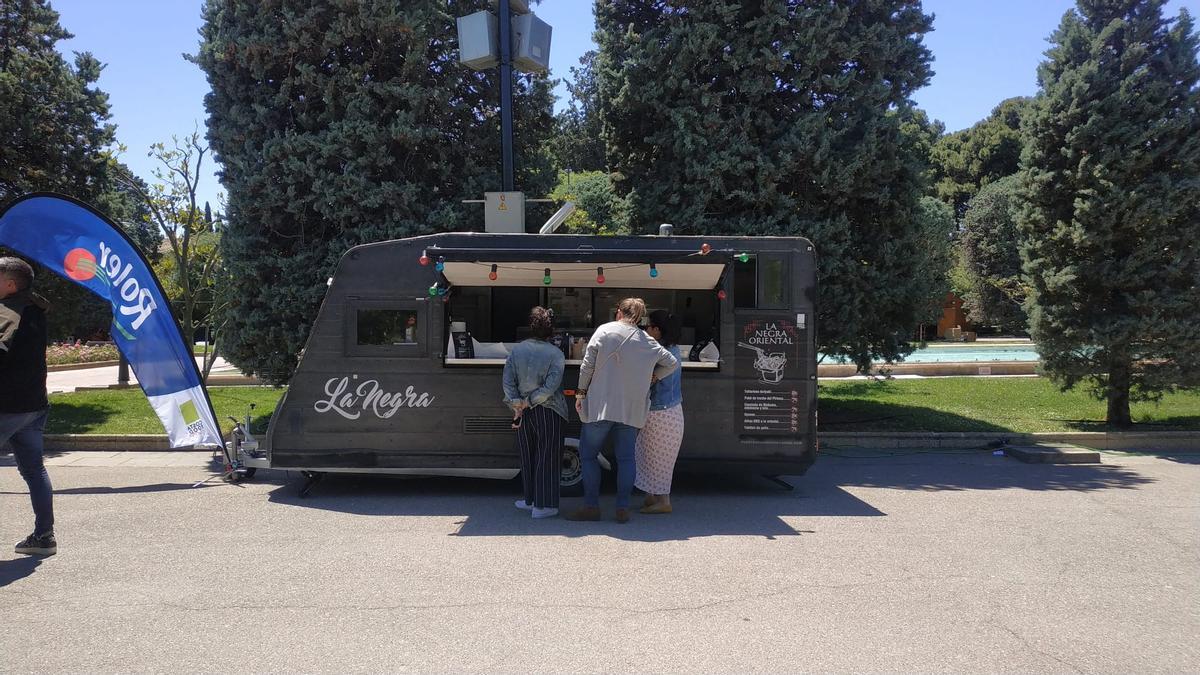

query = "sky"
[50,0,1200,210]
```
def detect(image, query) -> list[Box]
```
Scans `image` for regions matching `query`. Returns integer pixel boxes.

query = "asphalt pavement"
[1,449,1197,673]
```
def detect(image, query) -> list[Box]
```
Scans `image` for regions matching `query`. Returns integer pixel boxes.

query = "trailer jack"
[763,475,794,491]
[298,471,324,498]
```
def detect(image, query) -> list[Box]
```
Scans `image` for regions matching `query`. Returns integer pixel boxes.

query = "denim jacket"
[502,338,569,421]
[649,345,683,411]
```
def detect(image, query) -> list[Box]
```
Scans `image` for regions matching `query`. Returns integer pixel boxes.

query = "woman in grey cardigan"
[567,298,679,523]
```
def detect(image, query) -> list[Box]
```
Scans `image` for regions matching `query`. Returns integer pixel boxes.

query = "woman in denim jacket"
[635,310,685,514]
[502,307,568,519]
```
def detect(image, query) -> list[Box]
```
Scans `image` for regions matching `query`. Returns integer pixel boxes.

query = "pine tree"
[1019,0,1200,427]
[193,1,556,382]
[0,0,161,340]
[594,1,935,369]
[930,97,1030,218]
[547,50,606,172]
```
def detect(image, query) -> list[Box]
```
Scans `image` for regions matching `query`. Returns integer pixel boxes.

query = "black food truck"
[233,231,817,493]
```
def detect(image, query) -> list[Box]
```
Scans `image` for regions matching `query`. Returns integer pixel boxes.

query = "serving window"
[442,286,721,368]
[345,302,426,357]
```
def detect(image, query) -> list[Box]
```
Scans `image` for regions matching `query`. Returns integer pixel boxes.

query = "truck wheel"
[561,440,584,497]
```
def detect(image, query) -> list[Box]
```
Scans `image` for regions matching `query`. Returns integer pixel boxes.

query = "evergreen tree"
[547,50,606,172]
[595,1,935,369]
[930,97,1030,218]
[0,0,162,340]
[193,1,556,381]
[1019,0,1200,426]
[959,174,1027,333]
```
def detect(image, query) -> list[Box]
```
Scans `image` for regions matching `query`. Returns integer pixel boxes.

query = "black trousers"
[517,406,565,509]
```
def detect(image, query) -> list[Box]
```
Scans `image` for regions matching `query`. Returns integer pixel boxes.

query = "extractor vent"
[463,416,517,434]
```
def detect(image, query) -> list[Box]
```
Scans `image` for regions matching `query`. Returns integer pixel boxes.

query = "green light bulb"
[738,252,750,263]
[428,285,438,296]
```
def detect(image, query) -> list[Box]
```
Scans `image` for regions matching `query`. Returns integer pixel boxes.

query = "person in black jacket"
[0,257,55,556]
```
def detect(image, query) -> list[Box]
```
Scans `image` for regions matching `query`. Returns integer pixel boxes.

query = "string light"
[543,268,552,285]
[428,284,438,296]
[700,243,711,255]
[738,252,750,263]
[488,264,498,281]
[717,289,727,300]
[435,256,445,272]
[649,263,658,278]
[419,251,431,266]
[437,285,448,296]
[596,267,605,284]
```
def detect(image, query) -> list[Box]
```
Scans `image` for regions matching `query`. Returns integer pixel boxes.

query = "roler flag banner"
[0,194,223,448]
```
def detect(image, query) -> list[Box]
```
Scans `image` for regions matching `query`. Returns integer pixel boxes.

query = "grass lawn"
[46,387,284,435]
[42,379,1200,435]
[819,377,1200,432]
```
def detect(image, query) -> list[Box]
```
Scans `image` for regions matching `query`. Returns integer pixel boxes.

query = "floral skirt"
[634,403,684,495]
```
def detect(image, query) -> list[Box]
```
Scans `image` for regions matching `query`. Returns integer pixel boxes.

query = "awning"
[442,261,725,289]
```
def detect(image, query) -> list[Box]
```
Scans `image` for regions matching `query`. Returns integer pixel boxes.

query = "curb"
[47,360,120,372]
[819,431,1200,452]
[33,430,1200,453]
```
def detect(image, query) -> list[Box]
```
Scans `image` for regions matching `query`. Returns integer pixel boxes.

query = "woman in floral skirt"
[635,310,685,514]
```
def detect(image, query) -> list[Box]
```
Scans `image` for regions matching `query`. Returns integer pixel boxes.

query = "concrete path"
[2,449,1197,672]
[48,357,240,393]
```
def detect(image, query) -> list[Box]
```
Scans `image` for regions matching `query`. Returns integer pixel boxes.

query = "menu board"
[735,313,806,435]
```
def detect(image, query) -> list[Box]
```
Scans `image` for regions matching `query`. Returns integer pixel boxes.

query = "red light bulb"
[488,264,498,281]
[700,243,711,255]
[418,252,431,266]
[717,289,727,300]
[596,267,605,284]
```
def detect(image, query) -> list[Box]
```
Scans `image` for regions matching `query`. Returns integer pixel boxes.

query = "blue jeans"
[1,409,53,535]
[579,420,638,508]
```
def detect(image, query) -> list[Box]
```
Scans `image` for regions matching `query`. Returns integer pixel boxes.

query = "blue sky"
[51,0,1200,210]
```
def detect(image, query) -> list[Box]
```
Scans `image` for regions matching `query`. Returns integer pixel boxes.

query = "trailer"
[233,231,818,493]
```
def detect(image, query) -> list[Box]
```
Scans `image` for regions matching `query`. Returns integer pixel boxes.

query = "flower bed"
[46,342,120,366]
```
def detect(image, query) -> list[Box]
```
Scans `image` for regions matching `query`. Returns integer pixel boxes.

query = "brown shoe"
[642,494,659,508]
[565,506,602,522]
[615,508,631,524]
[639,502,673,515]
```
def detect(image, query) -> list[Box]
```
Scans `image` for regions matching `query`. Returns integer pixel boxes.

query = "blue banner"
[0,193,223,448]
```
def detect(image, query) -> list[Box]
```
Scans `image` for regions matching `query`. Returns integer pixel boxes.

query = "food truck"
[234,231,818,493]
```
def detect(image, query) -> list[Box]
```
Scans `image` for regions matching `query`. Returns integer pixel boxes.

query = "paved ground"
[1,449,1197,673]
[47,357,238,393]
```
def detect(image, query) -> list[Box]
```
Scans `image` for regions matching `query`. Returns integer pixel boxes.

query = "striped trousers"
[517,405,565,509]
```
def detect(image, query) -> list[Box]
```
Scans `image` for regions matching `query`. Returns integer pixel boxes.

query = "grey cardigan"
[577,320,680,429]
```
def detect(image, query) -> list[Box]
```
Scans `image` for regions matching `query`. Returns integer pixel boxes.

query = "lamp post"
[498,0,514,191]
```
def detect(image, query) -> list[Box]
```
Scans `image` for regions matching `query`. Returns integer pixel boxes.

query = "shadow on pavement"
[263,469,884,541]
[0,556,42,588]
[817,451,1156,492]
[0,483,222,496]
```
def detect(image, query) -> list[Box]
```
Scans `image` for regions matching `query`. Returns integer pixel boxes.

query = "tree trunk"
[1106,359,1133,428]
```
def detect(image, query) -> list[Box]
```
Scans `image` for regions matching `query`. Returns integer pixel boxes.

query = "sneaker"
[514,499,533,510]
[15,532,56,556]
[532,507,559,519]
[565,506,602,521]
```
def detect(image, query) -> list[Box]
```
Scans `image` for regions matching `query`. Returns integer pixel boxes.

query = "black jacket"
[0,289,49,413]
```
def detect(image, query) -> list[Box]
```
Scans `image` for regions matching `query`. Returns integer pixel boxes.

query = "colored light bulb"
[543,268,552,285]
[428,285,438,296]
[596,267,605,284]
[435,256,445,272]
[738,252,750,263]
[437,285,447,296]
[488,264,498,281]
[700,243,711,255]
[717,289,727,300]
[649,263,658,278]
[419,252,431,266]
